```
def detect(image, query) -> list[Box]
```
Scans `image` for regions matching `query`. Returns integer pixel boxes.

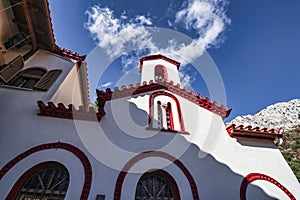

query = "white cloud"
[179,68,196,90]
[135,15,152,25]
[172,0,230,64]
[98,81,112,89]
[85,6,156,59]
[85,0,230,86]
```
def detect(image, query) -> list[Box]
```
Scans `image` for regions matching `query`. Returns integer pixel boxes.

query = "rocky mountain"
[227,98,300,182]
[227,99,300,131]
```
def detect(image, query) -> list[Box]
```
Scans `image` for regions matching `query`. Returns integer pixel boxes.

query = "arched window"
[13,162,70,200]
[154,65,168,82]
[135,170,180,200]
[149,92,186,133]
[157,101,174,130]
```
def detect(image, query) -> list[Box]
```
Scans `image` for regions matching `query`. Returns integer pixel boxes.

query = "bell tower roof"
[139,54,181,73]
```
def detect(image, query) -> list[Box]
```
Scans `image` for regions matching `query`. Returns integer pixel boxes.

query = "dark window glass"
[16,166,69,200]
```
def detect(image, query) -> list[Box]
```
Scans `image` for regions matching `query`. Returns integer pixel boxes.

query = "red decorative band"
[0,142,92,200]
[240,173,296,200]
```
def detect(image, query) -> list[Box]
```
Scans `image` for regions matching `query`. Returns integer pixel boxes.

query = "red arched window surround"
[6,161,68,199]
[0,142,92,200]
[240,173,296,200]
[114,151,200,200]
[148,91,186,133]
[154,65,168,82]
[135,169,181,200]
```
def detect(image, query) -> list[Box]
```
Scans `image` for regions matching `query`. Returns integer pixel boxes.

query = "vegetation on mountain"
[279,126,300,182]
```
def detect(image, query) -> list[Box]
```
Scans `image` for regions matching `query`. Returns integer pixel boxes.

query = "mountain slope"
[228,99,300,131]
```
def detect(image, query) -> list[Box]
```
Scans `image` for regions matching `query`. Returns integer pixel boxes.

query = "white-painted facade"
[0,1,299,199]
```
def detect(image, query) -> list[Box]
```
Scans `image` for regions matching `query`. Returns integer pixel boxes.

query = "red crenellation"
[226,124,282,140]
[96,80,231,119]
[37,101,105,121]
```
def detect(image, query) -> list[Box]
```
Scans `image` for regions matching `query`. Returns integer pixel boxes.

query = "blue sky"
[49,0,300,122]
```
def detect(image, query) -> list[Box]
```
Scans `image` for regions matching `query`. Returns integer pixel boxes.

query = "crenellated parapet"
[37,101,105,121]
[96,80,231,119]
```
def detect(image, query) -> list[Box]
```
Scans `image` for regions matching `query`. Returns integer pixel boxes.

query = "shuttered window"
[0,56,24,83]
[6,68,61,91]
[34,69,62,91]
[9,67,47,89]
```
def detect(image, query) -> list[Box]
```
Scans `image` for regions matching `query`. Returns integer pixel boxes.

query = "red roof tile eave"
[53,46,86,62]
[44,0,56,50]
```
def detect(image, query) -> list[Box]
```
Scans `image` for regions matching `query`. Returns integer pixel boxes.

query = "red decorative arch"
[149,91,187,134]
[114,151,200,200]
[0,142,92,200]
[240,173,296,200]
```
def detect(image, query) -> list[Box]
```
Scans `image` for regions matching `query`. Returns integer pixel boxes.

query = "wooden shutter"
[0,56,24,83]
[34,69,62,91]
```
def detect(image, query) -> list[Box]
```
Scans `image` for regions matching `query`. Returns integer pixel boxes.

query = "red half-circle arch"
[240,173,296,200]
[0,142,92,200]
[114,151,200,200]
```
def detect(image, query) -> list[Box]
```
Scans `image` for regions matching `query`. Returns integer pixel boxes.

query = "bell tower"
[139,54,181,85]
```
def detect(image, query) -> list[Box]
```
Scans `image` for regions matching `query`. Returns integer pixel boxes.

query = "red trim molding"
[96,80,231,119]
[53,46,86,62]
[114,151,200,200]
[0,142,92,200]
[6,161,68,199]
[149,91,187,133]
[37,101,105,121]
[240,173,296,200]
[139,54,181,72]
[226,124,282,140]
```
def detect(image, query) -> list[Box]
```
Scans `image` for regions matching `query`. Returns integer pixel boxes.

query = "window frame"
[135,169,181,200]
